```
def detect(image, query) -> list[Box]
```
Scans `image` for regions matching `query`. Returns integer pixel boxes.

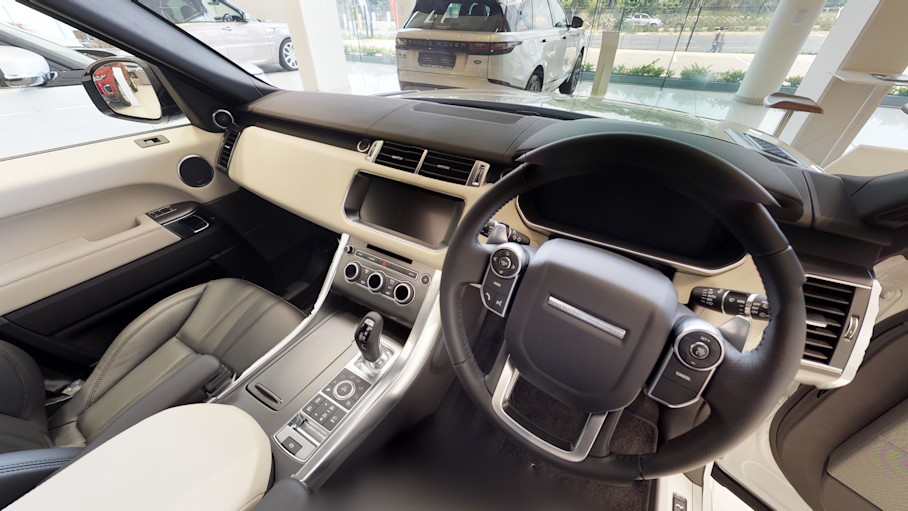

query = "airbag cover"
[505,239,678,413]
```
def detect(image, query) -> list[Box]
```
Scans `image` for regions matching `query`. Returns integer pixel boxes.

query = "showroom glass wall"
[339,0,848,101]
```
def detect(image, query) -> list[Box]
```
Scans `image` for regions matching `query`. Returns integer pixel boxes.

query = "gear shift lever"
[355,311,383,362]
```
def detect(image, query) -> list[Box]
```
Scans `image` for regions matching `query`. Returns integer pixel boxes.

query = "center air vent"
[803,276,858,365]
[368,140,489,186]
[372,141,424,173]
[216,128,241,172]
[419,151,480,185]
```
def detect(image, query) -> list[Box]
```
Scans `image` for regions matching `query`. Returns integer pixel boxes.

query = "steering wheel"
[440,133,806,481]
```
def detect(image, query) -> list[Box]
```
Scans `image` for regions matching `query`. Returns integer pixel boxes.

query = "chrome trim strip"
[491,358,608,463]
[295,268,445,487]
[414,149,428,174]
[514,197,748,276]
[547,296,627,340]
[208,233,350,401]
[805,272,872,290]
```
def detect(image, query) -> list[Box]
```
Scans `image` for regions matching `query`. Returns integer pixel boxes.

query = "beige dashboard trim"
[0,214,179,316]
[229,127,486,268]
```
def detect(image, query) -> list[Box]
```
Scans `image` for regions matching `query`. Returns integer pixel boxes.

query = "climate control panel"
[333,237,435,325]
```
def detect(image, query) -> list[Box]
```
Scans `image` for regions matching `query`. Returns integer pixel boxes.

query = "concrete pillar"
[783,0,908,165]
[591,31,619,97]
[280,0,350,93]
[394,0,416,30]
[733,0,826,105]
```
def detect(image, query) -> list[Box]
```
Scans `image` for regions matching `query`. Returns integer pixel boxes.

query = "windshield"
[4,0,907,169]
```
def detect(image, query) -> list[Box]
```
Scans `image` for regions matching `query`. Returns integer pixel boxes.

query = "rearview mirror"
[0,47,58,88]
[571,16,583,29]
[81,57,181,123]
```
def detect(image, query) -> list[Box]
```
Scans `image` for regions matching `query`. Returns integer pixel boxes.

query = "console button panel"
[274,343,399,462]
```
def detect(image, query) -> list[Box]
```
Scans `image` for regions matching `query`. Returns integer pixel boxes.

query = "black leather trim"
[0,447,81,508]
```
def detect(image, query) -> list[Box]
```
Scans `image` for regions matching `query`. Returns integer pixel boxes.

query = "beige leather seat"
[7,404,272,511]
[0,278,305,454]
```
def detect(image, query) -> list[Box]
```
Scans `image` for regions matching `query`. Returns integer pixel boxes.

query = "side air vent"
[216,128,241,171]
[802,276,857,364]
[373,141,424,173]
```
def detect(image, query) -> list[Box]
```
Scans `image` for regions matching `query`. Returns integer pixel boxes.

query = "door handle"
[222,26,232,31]
[562,36,567,39]
[541,39,547,43]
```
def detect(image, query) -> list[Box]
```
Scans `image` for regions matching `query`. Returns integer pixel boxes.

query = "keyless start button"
[689,341,710,360]
[677,332,723,369]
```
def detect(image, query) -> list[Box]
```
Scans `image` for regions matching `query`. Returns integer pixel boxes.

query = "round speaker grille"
[178,156,214,188]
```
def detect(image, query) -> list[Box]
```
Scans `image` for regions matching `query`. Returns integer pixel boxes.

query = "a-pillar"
[394,0,416,29]
[782,0,908,165]
[280,0,350,93]
[733,0,826,105]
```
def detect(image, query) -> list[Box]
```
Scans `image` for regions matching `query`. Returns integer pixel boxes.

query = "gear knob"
[355,311,384,362]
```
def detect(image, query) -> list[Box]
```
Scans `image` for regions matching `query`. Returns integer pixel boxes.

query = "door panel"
[0,125,240,367]
[0,214,179,316]
[0,125,236,315]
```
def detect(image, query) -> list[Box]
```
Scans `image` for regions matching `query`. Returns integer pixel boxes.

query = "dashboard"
[227,90,887,389]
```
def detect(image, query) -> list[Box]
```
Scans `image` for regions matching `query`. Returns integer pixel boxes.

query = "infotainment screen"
[351,174,465,248]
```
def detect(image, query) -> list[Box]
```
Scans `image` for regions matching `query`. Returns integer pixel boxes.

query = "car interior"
[1,1,907,510]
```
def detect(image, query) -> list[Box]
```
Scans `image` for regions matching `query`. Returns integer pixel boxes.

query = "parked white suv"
[396,0,586,94]
[624,13,663,27]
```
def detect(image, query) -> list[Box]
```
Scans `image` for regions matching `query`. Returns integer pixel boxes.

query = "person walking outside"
[710,27,726,53]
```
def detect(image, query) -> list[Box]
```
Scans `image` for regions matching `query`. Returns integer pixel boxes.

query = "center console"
[210,234,446,488]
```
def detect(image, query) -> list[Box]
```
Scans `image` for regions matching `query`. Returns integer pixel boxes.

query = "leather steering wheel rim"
[440,132,806,482]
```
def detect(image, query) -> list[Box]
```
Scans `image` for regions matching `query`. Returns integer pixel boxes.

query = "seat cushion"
[48,278,305,446]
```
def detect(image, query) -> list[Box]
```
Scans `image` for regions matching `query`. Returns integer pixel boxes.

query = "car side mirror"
[571,16,583,29]
[81,57,181,123]
[0,47,58,88]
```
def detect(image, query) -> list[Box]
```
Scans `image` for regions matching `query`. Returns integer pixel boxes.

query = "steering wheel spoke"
[491,357,610,463]
[646,315,726,409]
[479,242,529,317]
